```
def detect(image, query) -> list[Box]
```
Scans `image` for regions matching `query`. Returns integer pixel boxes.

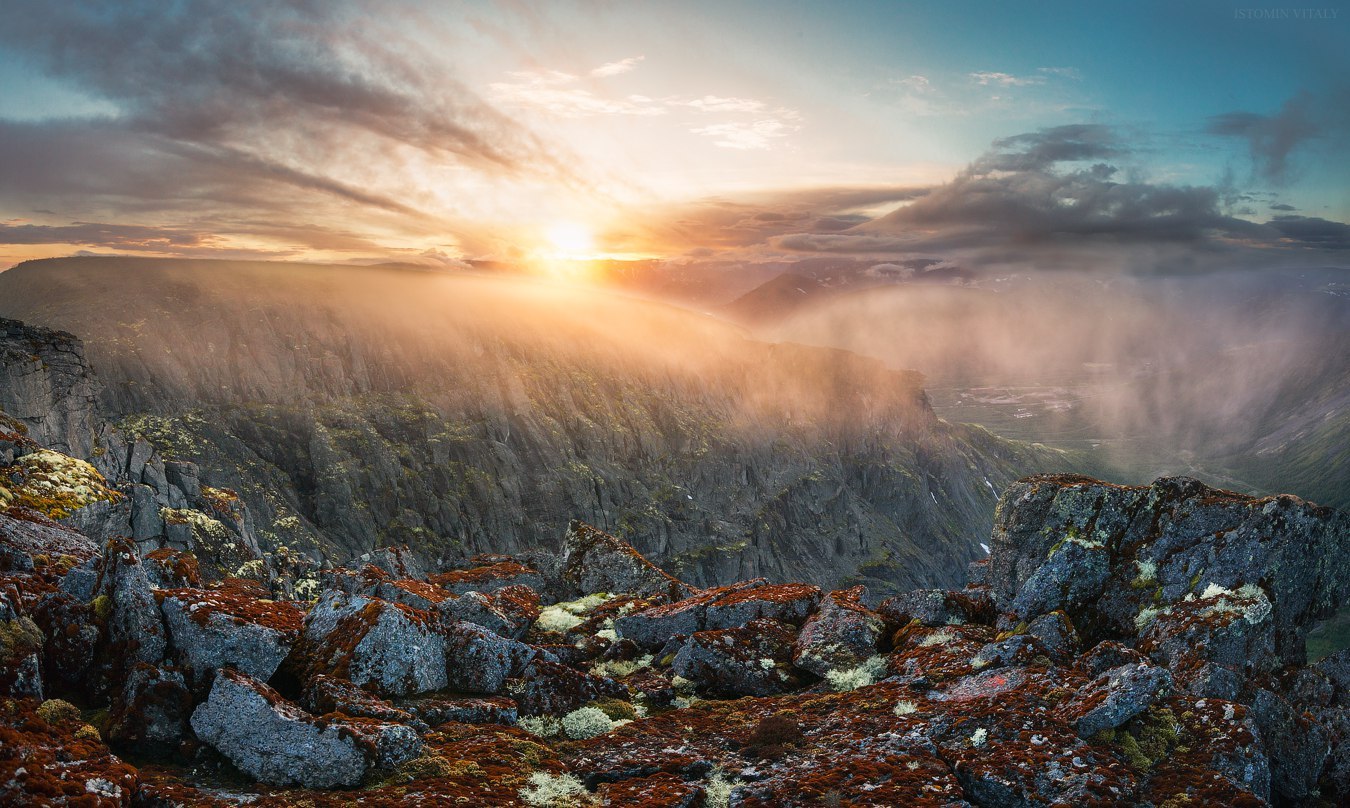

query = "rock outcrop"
[3,411,1349,806]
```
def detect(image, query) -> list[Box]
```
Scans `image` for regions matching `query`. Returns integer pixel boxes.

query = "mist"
[757,267,1350,504]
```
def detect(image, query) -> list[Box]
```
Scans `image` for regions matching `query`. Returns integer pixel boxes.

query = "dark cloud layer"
[1206,92,1319,185]
[0,0,570,256]
[766,123,1344,270]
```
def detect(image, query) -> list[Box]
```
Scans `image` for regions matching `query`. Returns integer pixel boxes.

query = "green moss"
[91,594,112,624]
[36,699,80,725]
[0,617,44,661]
[589,698,638,721]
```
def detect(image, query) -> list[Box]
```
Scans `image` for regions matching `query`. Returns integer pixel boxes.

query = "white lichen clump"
[825,656,888,691]
[918,629,955,647]
[519,715,562,738]
[893,700,919,716]
[561,706,628,740]
[536,593,613,634]
[1134,559,1158,584]
[703,769,737,808]
[970,727,988,747]
[591,653,652,679]
[520,770,589,807]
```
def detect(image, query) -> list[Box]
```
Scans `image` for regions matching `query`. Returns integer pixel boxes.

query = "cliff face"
[0,257,1074,593]
[0,319,103,461]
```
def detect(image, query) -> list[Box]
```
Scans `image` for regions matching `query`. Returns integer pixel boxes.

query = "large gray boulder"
[442,619,539,693]
[989,475,1350,662]
[672,618,802,697]
[160,586,304,684]
[293,590,448,697]
[615,579,821,649]
[191,668,420,788]
[1064,662,1172,738]
[793,585,884,677]
[561,520,692,602]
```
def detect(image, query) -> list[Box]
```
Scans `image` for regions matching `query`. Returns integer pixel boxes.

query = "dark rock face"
[0,318,103,460]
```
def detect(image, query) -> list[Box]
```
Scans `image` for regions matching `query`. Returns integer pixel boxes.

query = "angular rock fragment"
[672,618,801,697]
[1065,662,1172,738]
[160,583,304,684]
[190,668,420,788]
[615,579,820,649]
[429,559,545,596]
[443,618,540,693]
[561,520,692,602]
[292,590,448,697]
[792,585,884,677]
[508,658,628,716]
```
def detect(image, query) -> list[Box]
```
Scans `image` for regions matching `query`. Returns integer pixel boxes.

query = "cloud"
[969,71,1043,87]
[0,1,580,258]
[490,71,668,117]
[591,56,644,77]
[1206,92,1319,184]
[679,96,768,113]
[1037,66,1081,80]
[1269,203,1298,212]
[689,118,797,150]
[760,123,1347,268]
[1267,215,1350,249]
[0,221,214,249]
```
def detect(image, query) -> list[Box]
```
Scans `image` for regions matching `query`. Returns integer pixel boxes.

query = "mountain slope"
[0,257,1074,594]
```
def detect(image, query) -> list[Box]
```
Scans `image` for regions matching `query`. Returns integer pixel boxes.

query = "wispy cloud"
[969,71,1044,87]
[690,117,799,150]
[490,71,668,117]
[590,56,644,77]
[1206,92,1321,184]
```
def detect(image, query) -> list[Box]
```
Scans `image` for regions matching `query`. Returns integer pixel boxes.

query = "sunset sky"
[0,0,1346,271]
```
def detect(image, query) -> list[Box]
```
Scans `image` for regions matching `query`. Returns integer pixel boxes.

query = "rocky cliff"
[1,420,1347,806]
[0,257,1074,594]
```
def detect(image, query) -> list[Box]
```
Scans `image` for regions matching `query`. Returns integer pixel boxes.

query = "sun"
[544,221,595,258]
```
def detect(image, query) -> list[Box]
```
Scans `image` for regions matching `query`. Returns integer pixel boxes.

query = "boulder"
[302,674,424,730]
[91,539,167,697]
[1250,687,1331,802]
[989,475,1350,662]
[615,579,820,649]
[0,585,43,698]
[395,693,519,726]
[1064,662,1172,738]
[190,668,420,788]
[561,520,692,602]
[1137,584,1278,695]
[160,584,304,684]
[792,586,884,677]
[429,560,544,596]
[877,587,997,629]
[352,545,425,580]
[508,658,628,716]
[141,547,202,589]
[443,618,540,694]
[293,590,448,697]
[672,618,801,697]
[106,663,193,751]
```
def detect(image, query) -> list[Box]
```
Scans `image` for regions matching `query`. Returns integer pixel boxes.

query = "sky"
[0,0,1346,271]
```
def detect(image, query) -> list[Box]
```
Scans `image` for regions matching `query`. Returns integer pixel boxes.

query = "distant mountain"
[0,257,1074,594]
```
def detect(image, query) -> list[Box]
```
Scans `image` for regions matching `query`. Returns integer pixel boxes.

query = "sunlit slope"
[0,257,1072,593]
